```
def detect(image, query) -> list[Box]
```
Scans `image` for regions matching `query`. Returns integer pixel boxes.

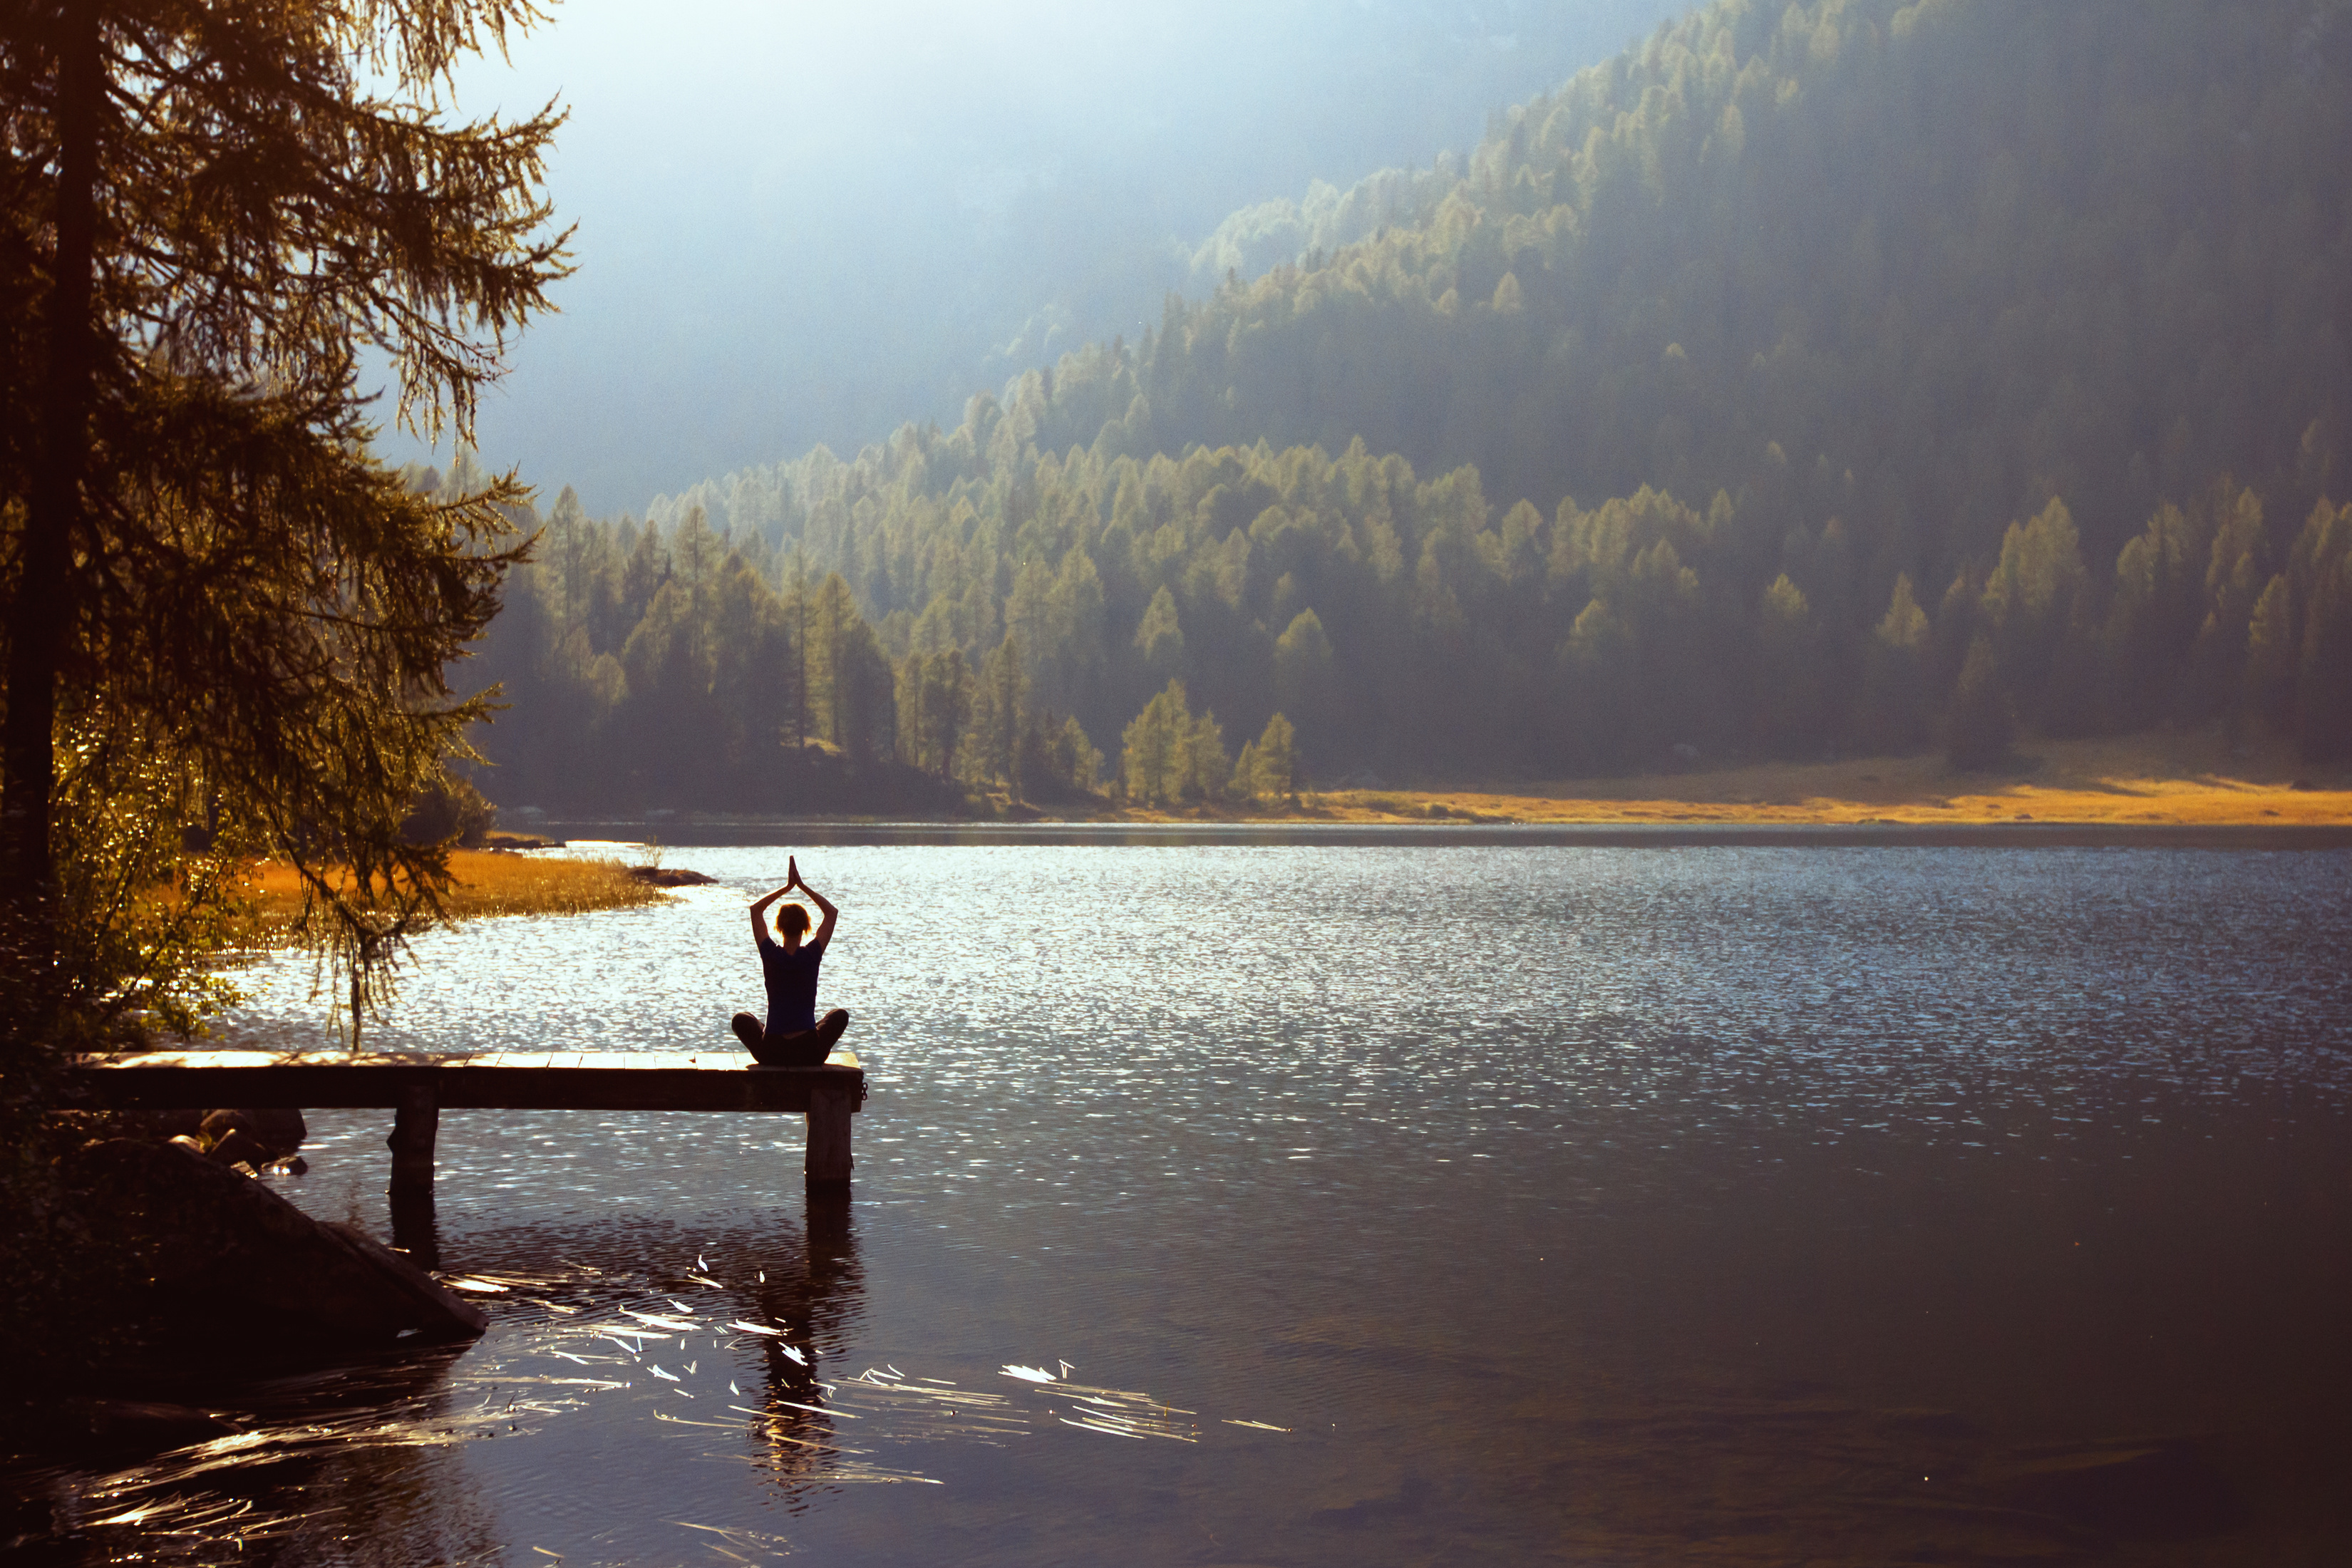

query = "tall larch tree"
[0,0,570,1046]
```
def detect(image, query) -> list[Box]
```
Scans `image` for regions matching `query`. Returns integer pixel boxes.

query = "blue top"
[756,932,826,1035]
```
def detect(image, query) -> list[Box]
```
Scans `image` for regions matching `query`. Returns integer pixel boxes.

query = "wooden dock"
[67,1049,868,1193]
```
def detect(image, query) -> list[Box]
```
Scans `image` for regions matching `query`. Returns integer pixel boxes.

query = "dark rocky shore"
[6,1110,485,1405]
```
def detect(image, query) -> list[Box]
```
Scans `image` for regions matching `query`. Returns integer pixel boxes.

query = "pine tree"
[924,649,975,781]
[1,0,569,1038]
[1049,716,1103,796]
[1855,574,1931,755]
[2243,575,2297,732]
[1946,634,2013,770]
[2100,502,2203,729]
[1253,713,1299,800]
[1133,586,1185,681]
[1272,609,1335,741]
[1755,573,1825,755]
[1229,741,1262,803]
[1177,708,1228,803]
[974,634,1023,794]
[1979,499,2089,732]
[830,619,897,765]
[1121,681,1188,805]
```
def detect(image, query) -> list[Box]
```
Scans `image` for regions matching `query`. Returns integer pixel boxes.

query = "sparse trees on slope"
[2291,500,2352,761]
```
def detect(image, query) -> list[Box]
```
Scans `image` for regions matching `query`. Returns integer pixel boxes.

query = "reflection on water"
[388,1190,441,1272]
[11,1348,499,1564]
[752,1193,854,1502]
[13,842,2352,1563]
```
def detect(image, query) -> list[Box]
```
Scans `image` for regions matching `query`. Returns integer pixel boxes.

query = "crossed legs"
[731,1009,850,1067]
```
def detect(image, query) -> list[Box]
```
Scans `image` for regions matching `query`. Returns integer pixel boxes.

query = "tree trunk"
[1,9,99,976]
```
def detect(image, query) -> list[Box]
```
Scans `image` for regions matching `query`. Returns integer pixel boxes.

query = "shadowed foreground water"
[16,842,2352,1564]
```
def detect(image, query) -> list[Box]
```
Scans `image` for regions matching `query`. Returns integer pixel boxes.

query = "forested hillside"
[465,0,2352,813]
[1041,0,2352,572]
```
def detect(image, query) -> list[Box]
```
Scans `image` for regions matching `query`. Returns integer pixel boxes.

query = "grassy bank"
[238,850,667,933]
[1089,732,2352,826]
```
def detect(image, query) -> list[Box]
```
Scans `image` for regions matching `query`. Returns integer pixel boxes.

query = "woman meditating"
[733,857,850,1066]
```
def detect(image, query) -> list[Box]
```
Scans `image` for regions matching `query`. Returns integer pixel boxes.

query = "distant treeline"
[455,439,2351,812]
[458,0,2352,808]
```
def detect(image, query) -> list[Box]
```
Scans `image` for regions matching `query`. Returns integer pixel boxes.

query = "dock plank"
[68,1050,862,1115]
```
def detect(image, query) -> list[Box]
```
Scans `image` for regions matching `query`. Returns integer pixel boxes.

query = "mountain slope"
[1021,0,2352,576]
[467,0,2352,809]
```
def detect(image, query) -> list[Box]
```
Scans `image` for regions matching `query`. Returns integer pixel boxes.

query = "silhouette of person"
[733,856,850,1066]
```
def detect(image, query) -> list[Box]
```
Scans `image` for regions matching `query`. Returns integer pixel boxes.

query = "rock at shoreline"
[151,1108,204,1139]
[65,1140,488,1353]
[197,1108,253,1142]
[202,1105,306,1155]
[483,830,564,850]
[205,1125,274,1170]
[629,865,715,887]
[193,1107,307,1169]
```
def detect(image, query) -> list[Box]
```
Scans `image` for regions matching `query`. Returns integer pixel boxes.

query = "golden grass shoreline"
[238,851,667,929]
[1081,732,2352,827]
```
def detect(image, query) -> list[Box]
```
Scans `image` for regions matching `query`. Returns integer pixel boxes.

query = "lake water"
[24,837,2352,1564]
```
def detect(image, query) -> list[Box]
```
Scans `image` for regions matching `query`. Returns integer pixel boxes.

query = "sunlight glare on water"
[66,842,2352,1563]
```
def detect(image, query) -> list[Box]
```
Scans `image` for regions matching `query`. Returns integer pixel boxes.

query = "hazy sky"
[389,0,1688,514]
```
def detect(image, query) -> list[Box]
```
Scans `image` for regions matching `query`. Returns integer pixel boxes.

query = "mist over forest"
[447,0,2352,815]
[393,0,1688,513]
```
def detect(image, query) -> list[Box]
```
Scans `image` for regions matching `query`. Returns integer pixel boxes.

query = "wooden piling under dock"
[67,1050,867,1193]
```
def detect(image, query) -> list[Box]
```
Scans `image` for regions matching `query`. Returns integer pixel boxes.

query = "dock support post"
[388,1083,439,1197]
[805,1083,852,1190]
[390,1189,442,1272]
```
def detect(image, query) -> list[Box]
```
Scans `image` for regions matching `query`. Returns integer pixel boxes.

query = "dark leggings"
[731,1008,850,1067]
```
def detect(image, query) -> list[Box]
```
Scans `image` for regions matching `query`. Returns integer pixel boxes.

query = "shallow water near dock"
[19,838,2352,1564]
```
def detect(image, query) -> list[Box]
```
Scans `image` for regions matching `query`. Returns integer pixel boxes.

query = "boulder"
[200,1106,306,1159]
[205,1126,273,1170]
[197,1108,253,1143]
[64,1139,487,1355]
[150,1108,205,1139]
[628,865,716,887]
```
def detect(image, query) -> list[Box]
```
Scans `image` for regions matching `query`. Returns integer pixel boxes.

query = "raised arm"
[748,882,791,943]
[790,857,839,948]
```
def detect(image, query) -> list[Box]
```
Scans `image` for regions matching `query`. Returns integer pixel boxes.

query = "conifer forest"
[438,0,2352,808]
